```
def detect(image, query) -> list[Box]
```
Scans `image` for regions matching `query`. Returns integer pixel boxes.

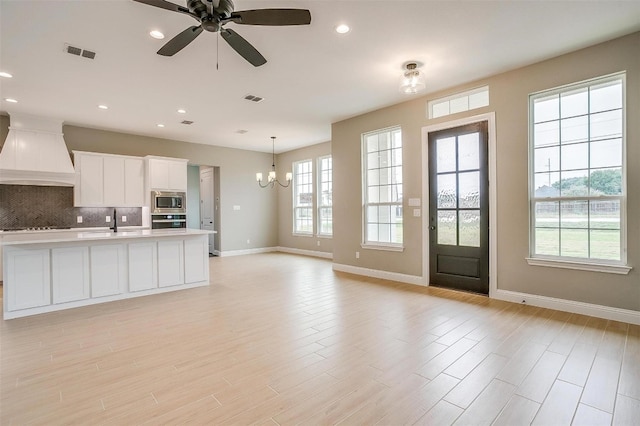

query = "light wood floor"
[1,253,639,425]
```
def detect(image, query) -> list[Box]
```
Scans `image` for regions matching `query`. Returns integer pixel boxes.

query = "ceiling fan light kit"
[399,61,426,95]
[133,0,311,67]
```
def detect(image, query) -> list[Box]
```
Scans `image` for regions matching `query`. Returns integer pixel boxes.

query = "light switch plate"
[233,205,241,211]
[413,209,421,217]
[408,198,421,207]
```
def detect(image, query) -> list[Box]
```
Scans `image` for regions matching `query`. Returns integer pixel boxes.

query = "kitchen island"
[2,228,212,319]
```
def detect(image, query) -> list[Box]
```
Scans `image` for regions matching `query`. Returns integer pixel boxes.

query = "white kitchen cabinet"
[91,244,127,297]
[146,157,188,192]
[76,153,104,206]
[184,236,208,284]
[5,248,50,311]
[74,151,145,207]
[124,158,145,206]
[128,242,158,292]
[52,247,90,304]
[158,239,184,287]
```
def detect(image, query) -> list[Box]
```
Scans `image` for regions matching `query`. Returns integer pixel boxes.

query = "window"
[428,86,489,119]
[362,126,403,248]
[317,155,333,236]
[529,73,625,264]
[293,159,313,234]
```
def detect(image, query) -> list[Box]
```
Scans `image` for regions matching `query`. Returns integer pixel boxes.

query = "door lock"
[430,226,436,230]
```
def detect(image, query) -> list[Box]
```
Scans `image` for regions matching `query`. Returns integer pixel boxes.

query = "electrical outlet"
[413,209,421,217]
[105,215,111,223]
[356,251,360,259]
[76,216,83,223]
[317,240,321,246]
[121,216,127,223]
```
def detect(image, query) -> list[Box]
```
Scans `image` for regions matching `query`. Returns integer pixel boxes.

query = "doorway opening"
[187,165,220,256]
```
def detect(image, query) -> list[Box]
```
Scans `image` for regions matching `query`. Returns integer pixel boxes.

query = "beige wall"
[331,32,639,311]
[0,117,278,252]
[276,141,333,254]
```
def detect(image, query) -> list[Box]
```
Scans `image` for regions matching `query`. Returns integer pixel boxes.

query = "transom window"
[318,155,333,236]
[362,126,403,248]
[529,73,625,263]
[293,159,313,234]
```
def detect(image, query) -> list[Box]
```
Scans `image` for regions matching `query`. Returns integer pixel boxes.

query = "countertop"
[0,228,213,246]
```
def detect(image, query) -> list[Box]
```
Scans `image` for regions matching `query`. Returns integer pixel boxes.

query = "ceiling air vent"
[181,120,194,125]
[243,94,264,103]
[236,129,248,134]
[64,43,96,60]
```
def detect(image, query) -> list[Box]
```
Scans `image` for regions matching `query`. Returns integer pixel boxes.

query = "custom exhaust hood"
[0,113,76,186]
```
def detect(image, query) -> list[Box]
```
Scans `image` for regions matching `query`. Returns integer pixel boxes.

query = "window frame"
[361,125,404,251]
[292,159,314,236]
[527,72,629,271]
[317,155,333,237]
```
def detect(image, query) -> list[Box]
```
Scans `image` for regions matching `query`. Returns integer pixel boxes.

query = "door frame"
[421,112,498,297]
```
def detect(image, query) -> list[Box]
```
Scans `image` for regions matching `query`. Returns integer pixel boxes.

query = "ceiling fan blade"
[132,0,196,18]
[220,29,267,67]
[157,26,204,56]
[229,9,311,26]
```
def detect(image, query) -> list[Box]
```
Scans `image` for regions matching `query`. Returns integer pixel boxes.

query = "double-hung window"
[362,126,403,248]
[529,73,626,265]
[317,155,333,236]
[293,159,313,234]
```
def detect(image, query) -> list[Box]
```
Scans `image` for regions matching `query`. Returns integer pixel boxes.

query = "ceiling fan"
[132,0,311,66]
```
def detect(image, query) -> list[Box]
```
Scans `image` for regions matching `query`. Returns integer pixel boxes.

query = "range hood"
[0,113,76,186]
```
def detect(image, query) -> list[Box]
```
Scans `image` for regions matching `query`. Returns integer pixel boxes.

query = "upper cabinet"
[73,151,145,207]
[146,156,188,192]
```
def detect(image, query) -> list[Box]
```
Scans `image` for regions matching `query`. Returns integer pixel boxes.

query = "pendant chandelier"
[256,136,292,188]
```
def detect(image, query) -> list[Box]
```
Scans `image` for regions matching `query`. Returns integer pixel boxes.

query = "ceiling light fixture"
[98,104,108,110]
[177,109,186,114]
[157,123,165,128]
[0,71,13,78]
[335,24,350,34]
[4,98,18,103]
[399,62,426,95]
[256,137,292,188]
[149,30,165,40]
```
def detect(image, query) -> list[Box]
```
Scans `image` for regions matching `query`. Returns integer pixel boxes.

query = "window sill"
[292,233,313,238]
[525,258,632,275]
[361,243,404,252]
[316,234,333,239]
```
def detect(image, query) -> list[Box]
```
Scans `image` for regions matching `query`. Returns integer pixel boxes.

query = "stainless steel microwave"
[151,191,186,214]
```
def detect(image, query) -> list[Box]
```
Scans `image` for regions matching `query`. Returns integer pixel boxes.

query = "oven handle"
[151,219,187,223]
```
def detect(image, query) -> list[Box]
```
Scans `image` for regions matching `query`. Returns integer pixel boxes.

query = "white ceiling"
[1,0,639,153]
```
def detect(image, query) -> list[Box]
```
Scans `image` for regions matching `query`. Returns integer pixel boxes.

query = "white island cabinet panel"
[52,247,90,304]
[6,248,50,311]
[158,240,184,287]
[185,236,208,284]
[129,242,158,292]
[91,244,127,298]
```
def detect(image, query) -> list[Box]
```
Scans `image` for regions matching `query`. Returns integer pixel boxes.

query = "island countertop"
[1,228,214,246]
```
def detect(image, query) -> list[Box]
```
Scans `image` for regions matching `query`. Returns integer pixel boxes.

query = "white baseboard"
[277,246,333,259]
[332,263,425,286]
[494,289,640,325]
[219,247,277,257]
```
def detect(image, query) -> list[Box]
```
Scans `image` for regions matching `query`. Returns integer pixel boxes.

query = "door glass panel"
[436,137,456,173]
[437,211,457,245]
[458,171,479,208]
[459,210,480,247]
[437,174,456,208]
[458,133,479,170]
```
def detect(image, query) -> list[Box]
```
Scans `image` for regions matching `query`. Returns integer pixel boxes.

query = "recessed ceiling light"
[4,98,17,103]
[98,104,108,110]
[177,109,186,114]
[335,24,350,34]
[149,30,165,40]
[157,123,165,128]
[0,71,12,78]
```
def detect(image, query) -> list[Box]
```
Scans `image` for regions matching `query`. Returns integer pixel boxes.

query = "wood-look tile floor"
[1,253,639,425]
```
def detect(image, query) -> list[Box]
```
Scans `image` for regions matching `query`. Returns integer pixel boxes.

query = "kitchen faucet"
[110,208,118,232]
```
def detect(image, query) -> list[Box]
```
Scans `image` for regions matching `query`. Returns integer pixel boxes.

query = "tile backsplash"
[0,185,142,230]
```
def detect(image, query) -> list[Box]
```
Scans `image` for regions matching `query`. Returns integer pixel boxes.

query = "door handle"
[430,226,436,230]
